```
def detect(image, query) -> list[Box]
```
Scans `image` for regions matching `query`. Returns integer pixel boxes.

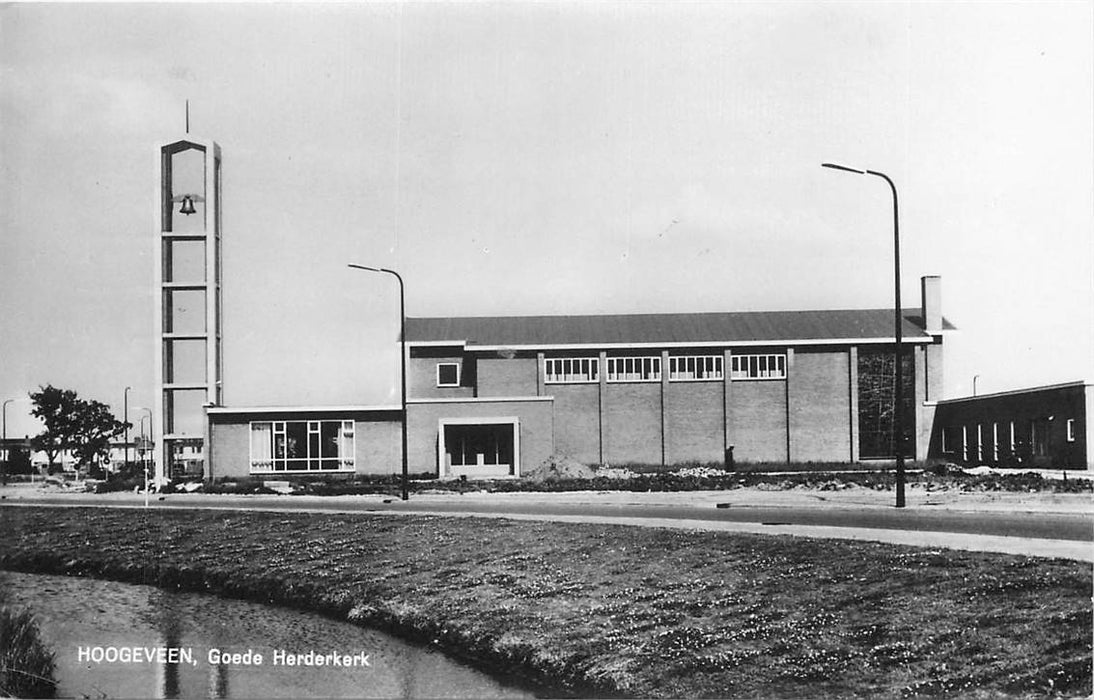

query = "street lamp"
[123,386,132,471]
[2,398,14,481]
[133,407,153,507]
[822,162,906,508]
[3,398,13,442]
[348,264,409,501]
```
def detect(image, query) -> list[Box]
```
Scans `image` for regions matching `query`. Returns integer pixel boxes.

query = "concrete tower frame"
[153,136,222,483]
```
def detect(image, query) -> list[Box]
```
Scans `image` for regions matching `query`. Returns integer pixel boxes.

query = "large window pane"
[250,423,272,470]
[285,422,307,460]
[250,420,354,472]
[321,422,340,458]
[857,350,915,459]
[339,422,355,466]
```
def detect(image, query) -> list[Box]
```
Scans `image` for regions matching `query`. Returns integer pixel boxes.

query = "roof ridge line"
[406,307,929,321]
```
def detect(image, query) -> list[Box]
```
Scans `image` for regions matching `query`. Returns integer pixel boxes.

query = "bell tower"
[153,135,222,482]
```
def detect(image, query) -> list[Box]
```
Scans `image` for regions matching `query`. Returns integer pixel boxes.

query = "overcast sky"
[1,2,1092,438]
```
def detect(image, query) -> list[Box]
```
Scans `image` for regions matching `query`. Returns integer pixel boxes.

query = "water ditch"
[1,570,538,699]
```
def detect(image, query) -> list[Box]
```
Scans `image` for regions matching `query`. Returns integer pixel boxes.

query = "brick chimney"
[921,275,942,332]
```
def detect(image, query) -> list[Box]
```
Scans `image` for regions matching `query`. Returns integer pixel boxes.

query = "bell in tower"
[176,194,201,216]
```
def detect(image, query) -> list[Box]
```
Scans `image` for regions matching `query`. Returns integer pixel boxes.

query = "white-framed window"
[730,354,787,380]
[992,422,999,461]
[668,355,724,381]
[961,425,968,461]
[976,424,983,462]
[436,362,460,387]
[249,419,355,473]
[606,356,661,382]
[1009,421,1016,454]
[544,357,599,384]
[1066,418,1076,442]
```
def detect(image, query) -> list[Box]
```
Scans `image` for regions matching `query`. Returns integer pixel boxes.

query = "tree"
[29,386,130,477]
[70,399,127,474]
[29,385,81,471]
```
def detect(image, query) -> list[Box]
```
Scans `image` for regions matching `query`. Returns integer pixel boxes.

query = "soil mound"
[525,455,598,481]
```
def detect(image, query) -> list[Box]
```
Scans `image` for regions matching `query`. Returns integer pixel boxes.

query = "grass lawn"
[0,506,1089,698]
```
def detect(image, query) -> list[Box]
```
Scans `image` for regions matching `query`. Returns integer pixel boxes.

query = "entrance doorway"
[438,419,519,478]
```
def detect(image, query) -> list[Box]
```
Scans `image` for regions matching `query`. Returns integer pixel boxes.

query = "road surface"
[2,488,1090,560]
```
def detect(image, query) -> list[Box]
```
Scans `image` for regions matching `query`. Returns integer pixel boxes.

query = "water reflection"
[159,603,182,698]
[2,571,535,699]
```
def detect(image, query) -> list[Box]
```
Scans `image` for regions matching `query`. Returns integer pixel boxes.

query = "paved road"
[5,492,1091,542]
[373,500,1093,541]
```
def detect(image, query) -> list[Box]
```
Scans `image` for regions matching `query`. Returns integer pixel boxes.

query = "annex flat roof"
[207,405,401,415]
[935,380,1091,405]
[406,309,954,348]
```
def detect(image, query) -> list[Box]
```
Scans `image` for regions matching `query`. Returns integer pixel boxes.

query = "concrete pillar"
[598,351,607,465]
[921,275,944,404]
[723,349,733,460]
[925,342,943,403]
[921,275,942,332]
[202,405,213,483]
[152,150,165,483]
[784,348,794,464]
[914,345,928,460]
[849,346,859,462]
[660,350,669,466]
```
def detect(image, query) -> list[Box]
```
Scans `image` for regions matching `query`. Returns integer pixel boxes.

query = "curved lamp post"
[2,398,14,444]
[123,386,132,470]
[348,264,409,501]
[822,162,906,508]
[134,407,153,507]
[2,398,14,481]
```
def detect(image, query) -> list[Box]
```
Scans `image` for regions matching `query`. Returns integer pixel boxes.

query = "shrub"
[93,476,146,494]
[293,473,424,496]
[147,464,1093,496]
[204,480,278,495]
[733,461,886,474]
[925,461,962,476]
[4,445,33,476]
